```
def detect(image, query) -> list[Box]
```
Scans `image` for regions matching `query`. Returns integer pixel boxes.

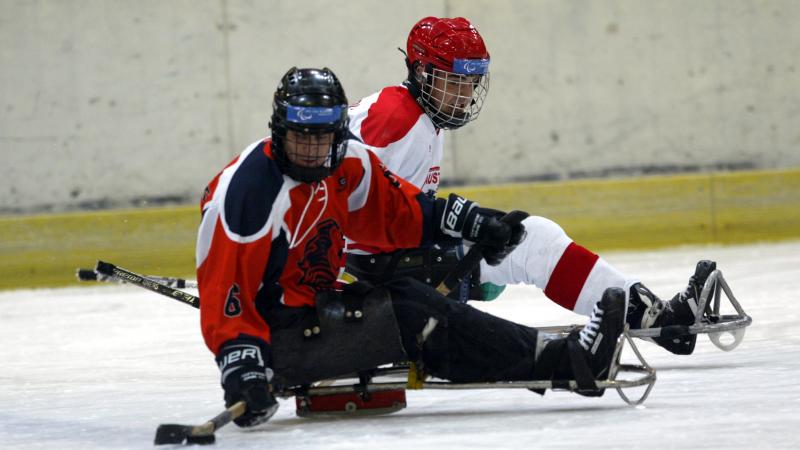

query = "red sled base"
[295,388,407,417]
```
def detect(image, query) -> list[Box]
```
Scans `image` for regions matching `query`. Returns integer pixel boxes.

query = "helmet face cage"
[404,17,491,130]
[417,63,490,130]
[270,67,350,183]
[272,107,349,183]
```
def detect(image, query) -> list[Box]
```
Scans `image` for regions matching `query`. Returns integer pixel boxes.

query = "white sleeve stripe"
[347,148,372,212]
[196,204,218,268]
[273,179,298,243]
[196,140,294,268]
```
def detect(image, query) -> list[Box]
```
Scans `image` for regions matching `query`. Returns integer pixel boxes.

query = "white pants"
[479,216,639,316]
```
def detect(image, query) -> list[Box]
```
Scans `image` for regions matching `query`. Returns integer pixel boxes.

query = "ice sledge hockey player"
[344,16,715,356]
[197,67,628,427]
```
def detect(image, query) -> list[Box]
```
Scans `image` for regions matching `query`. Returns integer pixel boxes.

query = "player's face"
[284,129,334,168]
[429,71,479,118]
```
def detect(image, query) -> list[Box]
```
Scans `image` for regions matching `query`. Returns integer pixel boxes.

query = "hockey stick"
[88,262,241,443]
[435,210,529,296]
[94,261,200,308]
[405,210,531,388]
[76,267,198,289]
[88,210,529,306]
[154,400,246,445]
[80,212,529,294]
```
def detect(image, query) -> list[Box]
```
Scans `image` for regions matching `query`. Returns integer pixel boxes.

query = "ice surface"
[2,241,799,449]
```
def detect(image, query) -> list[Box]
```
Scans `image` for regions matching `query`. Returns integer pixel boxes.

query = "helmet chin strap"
[401,52,423,102]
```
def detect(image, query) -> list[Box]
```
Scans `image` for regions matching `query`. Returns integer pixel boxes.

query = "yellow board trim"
[0,205,198,291]
[442,167,800,251]
[2,167,799,290]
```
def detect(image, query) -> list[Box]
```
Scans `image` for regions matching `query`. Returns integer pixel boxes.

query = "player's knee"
[522,216,570,243]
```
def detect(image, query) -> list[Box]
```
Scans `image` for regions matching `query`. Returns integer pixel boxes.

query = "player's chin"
[443,108,468,119]
[296,159,326,168]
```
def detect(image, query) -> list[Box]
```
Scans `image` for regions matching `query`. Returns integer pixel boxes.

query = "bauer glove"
[439,193,528,266]
[216,336,279,427]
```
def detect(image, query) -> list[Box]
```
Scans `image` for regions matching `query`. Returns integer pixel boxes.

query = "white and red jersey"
[348,85,443,196]
[196,138,436,353]
[344,85,638,316]
[345,85,442,255]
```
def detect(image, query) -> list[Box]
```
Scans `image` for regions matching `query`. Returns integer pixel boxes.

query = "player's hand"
[439,193,527,265]
[472,212,527,265]
[216,337,279,427]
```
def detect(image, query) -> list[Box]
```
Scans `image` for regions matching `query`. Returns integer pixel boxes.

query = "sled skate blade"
[628,270,752,351]
[708,324,747,352]
[608,326,656,406]
[295,389,407,418]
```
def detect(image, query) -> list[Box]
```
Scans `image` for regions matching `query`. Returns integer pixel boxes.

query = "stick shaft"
[95,261,200,308]
[435,210,528,296]
[195,401,247,435]
[78,268,198,289]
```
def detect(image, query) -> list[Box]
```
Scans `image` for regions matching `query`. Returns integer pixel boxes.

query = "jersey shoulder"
[223,140,285,236]
[355,86,424,148]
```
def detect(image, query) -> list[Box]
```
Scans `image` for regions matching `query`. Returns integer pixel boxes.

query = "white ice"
[2,241,799,449]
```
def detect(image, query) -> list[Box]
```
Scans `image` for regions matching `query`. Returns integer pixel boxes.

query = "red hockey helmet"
[406,17,490,72]
[404,17,490,129]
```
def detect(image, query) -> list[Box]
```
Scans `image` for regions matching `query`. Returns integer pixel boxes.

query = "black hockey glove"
[216,336,279,428]
[439,193,528,266]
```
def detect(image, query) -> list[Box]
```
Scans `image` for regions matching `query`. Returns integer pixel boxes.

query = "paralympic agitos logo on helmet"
[297,219,344,290]
[453,58,490,75]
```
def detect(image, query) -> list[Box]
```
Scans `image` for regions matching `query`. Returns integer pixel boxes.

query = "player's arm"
[345,149,526,261]
[196,182,280,427]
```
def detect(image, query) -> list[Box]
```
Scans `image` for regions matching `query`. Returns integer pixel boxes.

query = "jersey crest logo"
[224,283,242,317]
[298,219,344,291]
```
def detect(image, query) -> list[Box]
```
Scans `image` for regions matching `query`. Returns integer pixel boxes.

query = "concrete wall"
[1,0,798,214]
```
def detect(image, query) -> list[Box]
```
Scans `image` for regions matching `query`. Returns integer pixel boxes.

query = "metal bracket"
[628,270,752,351]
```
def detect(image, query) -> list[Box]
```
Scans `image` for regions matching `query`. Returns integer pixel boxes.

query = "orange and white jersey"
[196,138,436,353]
[346,85,443,255]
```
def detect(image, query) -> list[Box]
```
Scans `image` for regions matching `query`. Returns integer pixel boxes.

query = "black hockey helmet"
[270,67,350,183]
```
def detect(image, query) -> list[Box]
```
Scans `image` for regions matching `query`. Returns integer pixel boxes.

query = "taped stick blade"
[155,424,189,445]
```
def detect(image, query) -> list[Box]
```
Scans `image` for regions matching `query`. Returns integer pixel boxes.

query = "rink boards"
[2,167,799,290]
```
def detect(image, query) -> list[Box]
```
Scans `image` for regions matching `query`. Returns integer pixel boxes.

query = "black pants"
[262,277,540,385]
[386,278,539,383]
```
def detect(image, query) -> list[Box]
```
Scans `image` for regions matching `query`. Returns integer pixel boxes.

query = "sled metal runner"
[537,270,751,353]
[279,327,657,407]
[626,270,752,352]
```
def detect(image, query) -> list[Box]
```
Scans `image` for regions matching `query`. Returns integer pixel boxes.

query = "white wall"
[1,0,798,214]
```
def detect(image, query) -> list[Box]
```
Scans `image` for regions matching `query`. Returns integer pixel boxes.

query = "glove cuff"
[216,336,272,387]
[440,193,478,239]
